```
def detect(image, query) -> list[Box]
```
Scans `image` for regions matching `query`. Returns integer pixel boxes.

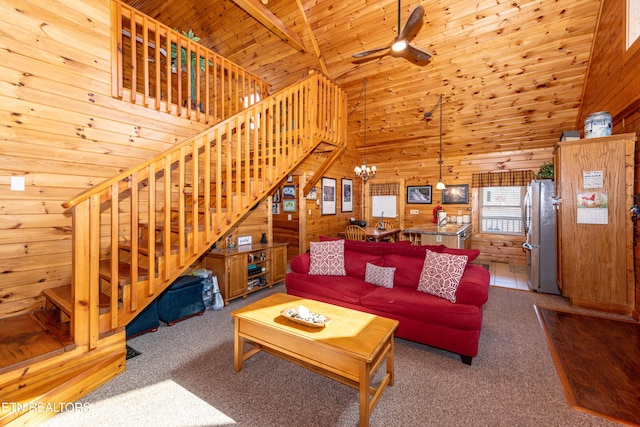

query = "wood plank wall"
[580,0,640,318]
[0,0,208,320]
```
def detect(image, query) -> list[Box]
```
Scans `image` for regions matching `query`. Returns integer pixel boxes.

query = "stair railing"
[111,0,270,124]
[62,72,347,350]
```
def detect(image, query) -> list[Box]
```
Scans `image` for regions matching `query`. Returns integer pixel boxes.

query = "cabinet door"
[271,244,287,284]
[228,255,247,299]
[556,135,634,313]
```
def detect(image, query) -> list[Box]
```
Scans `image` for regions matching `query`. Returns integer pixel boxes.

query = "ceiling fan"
[352,0,432,62]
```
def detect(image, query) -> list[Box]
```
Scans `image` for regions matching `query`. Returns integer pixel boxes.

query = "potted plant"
[170,29,206,111]
[536,161,554,179]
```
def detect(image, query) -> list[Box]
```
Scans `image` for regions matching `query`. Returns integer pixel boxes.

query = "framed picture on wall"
[283,185,296,198]
[283,199,296,212]
[272,203,280,215]
[442,184,469,204]
[406,185,432,204]
[272,189,280,203]
[321,177,336,215]
[305,187,318,200]
[341,178,353,212]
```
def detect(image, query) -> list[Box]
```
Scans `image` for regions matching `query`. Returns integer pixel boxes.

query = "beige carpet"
[42,286,620,426]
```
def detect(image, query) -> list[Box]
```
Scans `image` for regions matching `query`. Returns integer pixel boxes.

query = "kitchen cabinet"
[403,223,472,249]
[204,242,288,305]
[555,133,635,315]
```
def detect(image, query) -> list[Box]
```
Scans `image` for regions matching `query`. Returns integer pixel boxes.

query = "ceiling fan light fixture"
[391,39,407,52]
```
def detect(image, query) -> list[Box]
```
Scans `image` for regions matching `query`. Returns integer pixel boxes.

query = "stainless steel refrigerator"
[522,180,560,294]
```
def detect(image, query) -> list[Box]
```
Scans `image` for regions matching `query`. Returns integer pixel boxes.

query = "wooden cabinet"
[204,243,287,306]
[555,133,636,315]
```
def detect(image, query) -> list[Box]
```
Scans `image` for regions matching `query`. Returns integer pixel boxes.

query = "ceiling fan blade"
[397,5,425,42]
[403,43,432,62]
[352,46,390,58]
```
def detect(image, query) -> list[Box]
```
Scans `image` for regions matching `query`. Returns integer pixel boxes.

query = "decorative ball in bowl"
[281,305,331,328]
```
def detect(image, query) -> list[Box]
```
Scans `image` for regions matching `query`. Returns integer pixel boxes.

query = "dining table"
[362,227,400,242]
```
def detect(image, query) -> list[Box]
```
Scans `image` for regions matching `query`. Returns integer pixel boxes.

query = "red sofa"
[286,239,490,364]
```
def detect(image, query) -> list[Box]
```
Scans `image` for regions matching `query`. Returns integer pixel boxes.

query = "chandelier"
[354,78,376,182]
[424,94,445,190]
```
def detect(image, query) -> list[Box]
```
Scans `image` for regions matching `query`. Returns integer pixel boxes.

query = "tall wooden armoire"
[555,133,636,315]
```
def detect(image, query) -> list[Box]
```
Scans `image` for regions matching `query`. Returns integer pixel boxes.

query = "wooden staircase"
[0,71,347,426]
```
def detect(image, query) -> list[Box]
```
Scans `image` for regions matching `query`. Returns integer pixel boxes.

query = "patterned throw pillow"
[364,262,396,288]
[417,250,468,303]
[308,240,346,276]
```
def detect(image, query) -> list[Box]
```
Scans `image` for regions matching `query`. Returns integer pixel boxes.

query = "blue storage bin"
[157,275,205,326]
[126,299,159,338]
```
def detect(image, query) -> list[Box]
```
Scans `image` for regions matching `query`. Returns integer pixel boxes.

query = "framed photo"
[283,199,296,212]
[406,185,432,204]
[272,189,280,203]
[341,178,353,212]
[282,185,296,198]
[305,187,318,200]
[287,174,294,183]
[272,203,280,215]
[321,177,336,215]
[442,184,469,204]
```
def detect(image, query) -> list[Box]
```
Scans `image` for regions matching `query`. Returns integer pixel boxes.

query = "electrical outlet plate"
[436,235,443,243]
[237,236,252,246]
[410,209,419,214]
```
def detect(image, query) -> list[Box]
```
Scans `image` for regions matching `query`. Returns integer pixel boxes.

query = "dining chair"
[344,225,366,241]
[376,219,396,242]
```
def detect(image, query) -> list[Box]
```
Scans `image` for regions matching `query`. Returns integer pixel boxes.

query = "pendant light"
[424,94,445,190]
[354,78,376,182]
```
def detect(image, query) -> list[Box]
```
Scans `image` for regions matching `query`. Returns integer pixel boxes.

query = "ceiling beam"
[294,0,329,76]
[231,0,306,52]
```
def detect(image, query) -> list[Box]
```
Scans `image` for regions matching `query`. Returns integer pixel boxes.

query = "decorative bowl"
[281,307,331,328]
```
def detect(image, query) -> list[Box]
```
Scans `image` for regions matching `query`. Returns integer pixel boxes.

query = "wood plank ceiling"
[124,0,600,162]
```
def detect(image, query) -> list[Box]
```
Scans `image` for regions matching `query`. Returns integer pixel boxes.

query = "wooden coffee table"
[230,292,399,427]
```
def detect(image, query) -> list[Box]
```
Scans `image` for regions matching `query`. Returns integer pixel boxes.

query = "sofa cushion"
[344,249,384,278]
[418,250,468,303]
[286,272,377,304]
[382,254,424,289]
[442,247,480,262]
[360,286,483,330]
[290,252,310,274]
[309,240,346,276]
[365,262,395,288]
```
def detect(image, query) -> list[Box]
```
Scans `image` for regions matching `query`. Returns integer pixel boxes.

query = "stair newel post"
[70,198,91,347]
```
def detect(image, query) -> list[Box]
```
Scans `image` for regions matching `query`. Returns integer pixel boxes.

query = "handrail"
[63,72,347,349]
[111,0,271,124]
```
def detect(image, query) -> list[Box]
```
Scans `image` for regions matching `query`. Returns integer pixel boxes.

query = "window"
[480,186,524,234]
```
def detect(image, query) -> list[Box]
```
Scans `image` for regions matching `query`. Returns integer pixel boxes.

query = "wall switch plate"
[11,176,25,191]
[436,235,443,243]
[288,214,292,221]
[237,236,252,245]
[410,209,419,214]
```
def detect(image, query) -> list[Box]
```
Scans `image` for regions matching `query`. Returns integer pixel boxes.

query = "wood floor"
[536,307,640,425]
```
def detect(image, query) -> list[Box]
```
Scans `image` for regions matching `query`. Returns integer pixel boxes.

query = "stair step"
[0,313,69,375]
[33,309,74,348]
[98,260,149,287]
[138,221,205,233]
[119,240,179,256]
[43,284,111,317]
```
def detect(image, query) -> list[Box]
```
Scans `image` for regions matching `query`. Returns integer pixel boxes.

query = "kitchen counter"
[403,223,472,249]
